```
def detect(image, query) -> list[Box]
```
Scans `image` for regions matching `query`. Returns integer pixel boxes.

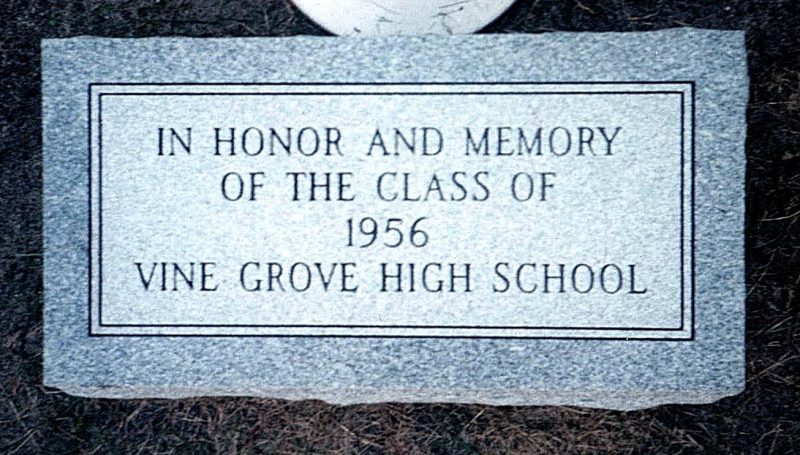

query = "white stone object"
[292,0,518,35]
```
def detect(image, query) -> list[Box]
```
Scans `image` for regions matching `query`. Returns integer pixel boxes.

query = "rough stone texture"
[42,30,746,410]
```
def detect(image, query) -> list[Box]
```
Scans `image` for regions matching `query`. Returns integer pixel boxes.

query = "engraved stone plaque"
[43,31,747,409]
[87,82,692,340]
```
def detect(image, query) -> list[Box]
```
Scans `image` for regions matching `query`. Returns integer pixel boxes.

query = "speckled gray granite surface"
[43,30,746,410]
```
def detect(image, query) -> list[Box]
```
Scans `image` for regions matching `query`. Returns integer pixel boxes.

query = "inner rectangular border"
[88,82,695,340]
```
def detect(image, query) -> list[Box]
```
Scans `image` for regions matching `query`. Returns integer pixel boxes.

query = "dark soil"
[1,1,799,453]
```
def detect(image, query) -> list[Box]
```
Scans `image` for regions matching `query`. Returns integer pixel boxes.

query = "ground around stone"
[1,1,798,453]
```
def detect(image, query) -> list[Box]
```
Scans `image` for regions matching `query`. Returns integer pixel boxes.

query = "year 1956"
[345,217,429,248]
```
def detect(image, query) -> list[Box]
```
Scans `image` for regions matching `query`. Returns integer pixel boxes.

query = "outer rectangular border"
[88,82,694,340]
